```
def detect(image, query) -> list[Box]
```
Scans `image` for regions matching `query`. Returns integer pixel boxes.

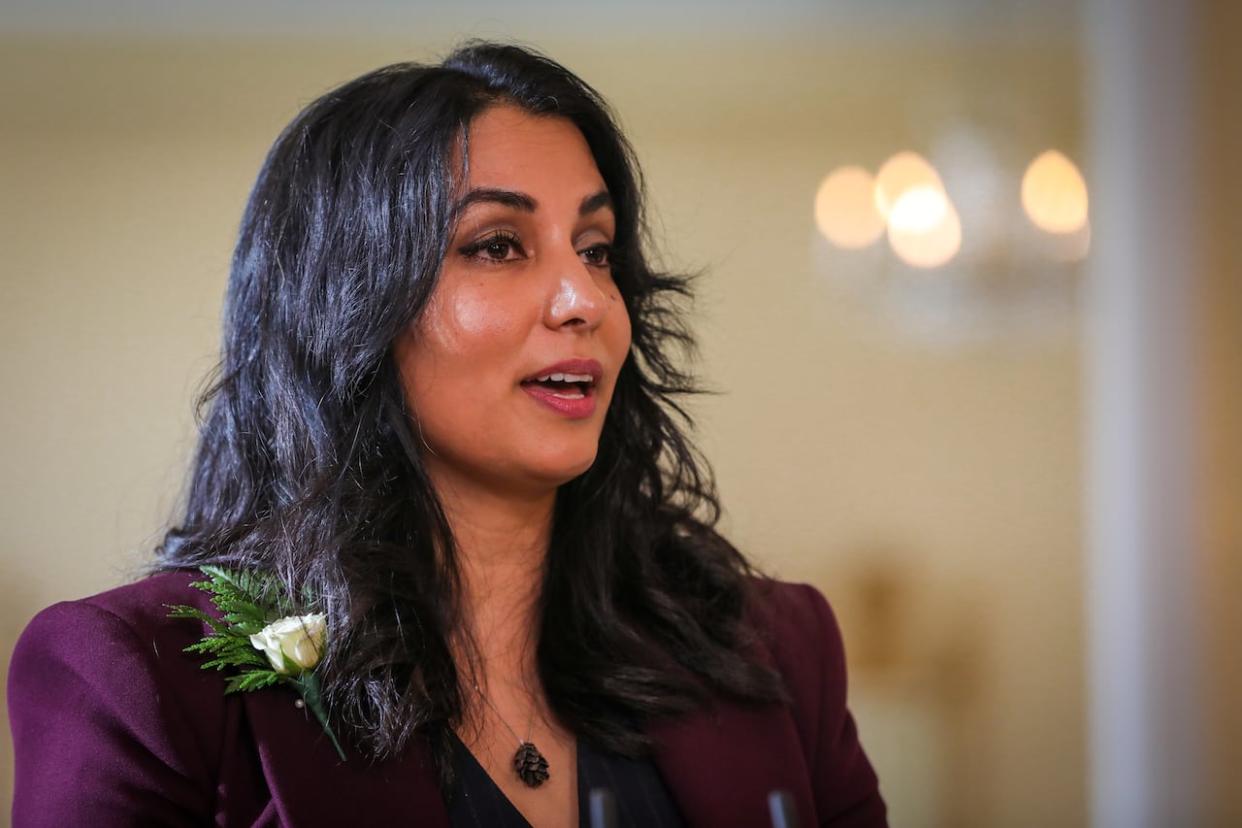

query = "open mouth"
[519,372,596,400]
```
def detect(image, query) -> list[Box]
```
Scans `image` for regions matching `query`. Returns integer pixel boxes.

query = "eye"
[460,230,525,263]
[579,243,612,268]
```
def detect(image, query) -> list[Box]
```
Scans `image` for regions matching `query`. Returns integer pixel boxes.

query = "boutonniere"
[166,565,346,760]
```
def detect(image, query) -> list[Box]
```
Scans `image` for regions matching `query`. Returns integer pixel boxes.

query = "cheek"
[419,284,515,354]
[608,292,633,361]
[400,280,536,442]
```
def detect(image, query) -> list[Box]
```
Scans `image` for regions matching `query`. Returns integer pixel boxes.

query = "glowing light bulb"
[1021,149,1089,234]
[887,185,948,233]
[814,166,885,249]
[887,186,962,269]
[874,152,943,218]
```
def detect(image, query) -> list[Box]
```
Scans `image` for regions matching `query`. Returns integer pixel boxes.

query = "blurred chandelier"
[812,137,1089,345]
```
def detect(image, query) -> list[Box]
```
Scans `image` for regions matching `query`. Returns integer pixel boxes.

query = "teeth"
[533,372,594,384]
[550,389,585,399]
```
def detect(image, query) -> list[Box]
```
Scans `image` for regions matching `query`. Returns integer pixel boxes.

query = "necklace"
[472,684,550,789]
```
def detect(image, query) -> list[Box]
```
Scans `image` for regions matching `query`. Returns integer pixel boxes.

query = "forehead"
[457,104,605,190]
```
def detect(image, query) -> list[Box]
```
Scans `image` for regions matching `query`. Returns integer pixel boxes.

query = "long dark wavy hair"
[156,40,786,774]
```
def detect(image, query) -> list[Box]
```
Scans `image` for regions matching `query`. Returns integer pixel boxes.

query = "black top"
[447,733,685,828]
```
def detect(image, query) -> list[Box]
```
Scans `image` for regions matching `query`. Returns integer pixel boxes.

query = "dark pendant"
[513,741,550,788]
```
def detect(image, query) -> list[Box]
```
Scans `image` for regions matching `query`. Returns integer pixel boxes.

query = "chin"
[525,446,599,488]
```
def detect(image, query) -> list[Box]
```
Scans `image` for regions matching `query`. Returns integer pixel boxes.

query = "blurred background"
[1,1,1238,825]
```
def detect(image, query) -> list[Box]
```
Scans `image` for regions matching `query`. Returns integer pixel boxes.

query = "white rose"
[249,614,327,674]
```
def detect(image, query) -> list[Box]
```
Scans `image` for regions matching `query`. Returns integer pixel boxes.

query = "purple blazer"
[8,571,885,827]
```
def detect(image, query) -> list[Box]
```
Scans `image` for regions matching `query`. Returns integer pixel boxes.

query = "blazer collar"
[243,688,450,827]
[244,684,809,827]
[647,698,815,828]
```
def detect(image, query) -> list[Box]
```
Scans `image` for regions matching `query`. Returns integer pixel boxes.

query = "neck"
[427,460,556,684]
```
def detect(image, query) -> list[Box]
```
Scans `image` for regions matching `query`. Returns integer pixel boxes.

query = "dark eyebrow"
[578,190,612,216]
[450,188,536,221]
[449,187,613,222]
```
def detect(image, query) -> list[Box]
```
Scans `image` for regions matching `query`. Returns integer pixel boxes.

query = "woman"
[8,42,885,827]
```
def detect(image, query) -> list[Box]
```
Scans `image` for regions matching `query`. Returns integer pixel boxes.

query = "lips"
[520,358,603,419]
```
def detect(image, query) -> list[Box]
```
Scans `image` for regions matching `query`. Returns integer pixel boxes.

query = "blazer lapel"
[647,699,816,828]
[243,688,449,827]
[238,673,814,826]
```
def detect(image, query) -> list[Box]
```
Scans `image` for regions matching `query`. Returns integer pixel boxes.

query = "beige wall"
[1,36,1087,825]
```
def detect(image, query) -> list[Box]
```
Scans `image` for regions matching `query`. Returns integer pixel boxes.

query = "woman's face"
[394,104,632,498]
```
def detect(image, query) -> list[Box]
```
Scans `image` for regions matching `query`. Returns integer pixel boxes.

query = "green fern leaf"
[227,670,282,693]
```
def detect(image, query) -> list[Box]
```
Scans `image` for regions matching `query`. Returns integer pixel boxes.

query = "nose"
[544,247,610,332]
